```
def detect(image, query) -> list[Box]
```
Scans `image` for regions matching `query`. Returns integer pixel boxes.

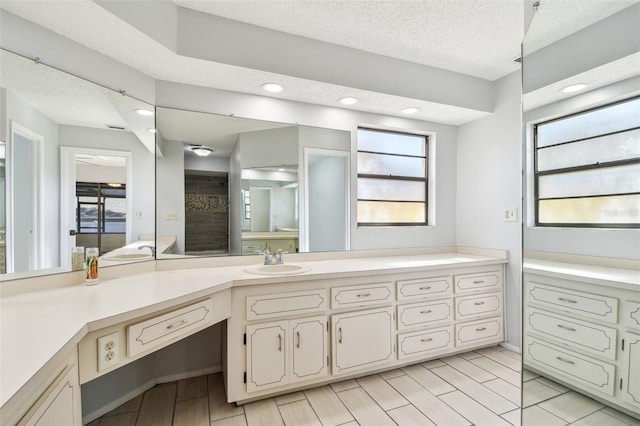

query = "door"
[290,316,327,383]
[246,320,288,392]
[332,307,394,374]
[621,332,640,409]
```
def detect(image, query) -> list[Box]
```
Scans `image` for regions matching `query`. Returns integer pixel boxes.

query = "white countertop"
[523,258,640,288]
[1,250,505,408]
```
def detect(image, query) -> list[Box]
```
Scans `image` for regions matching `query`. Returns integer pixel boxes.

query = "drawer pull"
[473,280,484,284]
[421,338,433,342]
[419,286,431,290]
[476,327,487,331]
[278,334,282,351]
[420,310,433,314]
[296,331,300,348]
[556,356,575,365]
[357,293,371,298]
[558,297,578,304]
[557,324,577,332]
[166,319,188,330]
[338,327,343,344]
[474,301,485,306]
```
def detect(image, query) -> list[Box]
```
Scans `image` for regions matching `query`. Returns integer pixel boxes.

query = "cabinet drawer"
[454,271,501,294]
[331,282,393,309]
[525,308,617,360]
[128,293,229,357]
[397,276,452,301]
[397,300,453,330]
[455,292,502,320]
[242,240,266,252]
[526,282,618,324]
[455,318,503,347]
[247,289,327,321]
[525,339,615,396]
[398,326,454,360]
[623,301,640,330]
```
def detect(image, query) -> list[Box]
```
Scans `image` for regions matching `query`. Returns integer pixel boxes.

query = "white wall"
[76,164,126,184]
[156,139,185,254]
[456,71,522,349]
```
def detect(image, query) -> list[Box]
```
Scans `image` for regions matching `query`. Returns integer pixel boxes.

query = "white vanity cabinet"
[524,262,640,417]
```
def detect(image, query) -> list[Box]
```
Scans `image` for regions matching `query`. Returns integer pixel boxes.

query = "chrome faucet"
[138,245,156,256]
[258,249,284,265]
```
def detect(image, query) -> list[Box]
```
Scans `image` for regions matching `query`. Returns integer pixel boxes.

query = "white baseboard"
[82,379,156,425]
[499,341,521,353]
[156,365,222,384]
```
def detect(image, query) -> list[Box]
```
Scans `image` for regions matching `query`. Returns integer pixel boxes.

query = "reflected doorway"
[184,172,229,255]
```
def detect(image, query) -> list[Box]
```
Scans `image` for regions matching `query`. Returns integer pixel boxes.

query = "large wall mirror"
[521,1,639,423]
[154,107,351,259]
[0,49,156,279]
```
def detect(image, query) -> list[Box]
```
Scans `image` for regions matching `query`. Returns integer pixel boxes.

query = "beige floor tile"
[387,375,471,426]
[244,398,284,426]
[534,377,570,394]
[469,355,522,387]
[211,414,248,426]
[336,387,396,426]
[502,349,522,361]
[177,376,208,401]
[356,374,408,410]
[103,395,143,416]
[277,399,321,426]
[522,406,567,426]
[482,378,522,406]
[173,396,209,426]
[570,409,634,426]
[379,368,405,380]
[522,369,541,382]
[440,390,513,426]
[86,419,101,426]
[336,422,359,426]
[275,391,306,405]
[501,408,522,426]
[330,379,360,393]
[304,385,354,426]
[537,391,604,423]
[98,412,137,426]
[208,374,245,421]
[431,365,518,414]
[442,355,497,382]
[602,407,640,426]
[136,383,177,426]
[387,404,436,426]
[522,378,561,407]
[421,359,447,368]
[459,351,484,360]
[402,364,456,395]
[476,347,522,371]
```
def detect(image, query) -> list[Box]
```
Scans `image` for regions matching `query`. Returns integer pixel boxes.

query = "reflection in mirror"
[0,49,156,279]
[521,1,640,423]
[155,107,350,259]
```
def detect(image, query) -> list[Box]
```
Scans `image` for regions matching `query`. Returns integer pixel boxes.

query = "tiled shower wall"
[184,174,228,253]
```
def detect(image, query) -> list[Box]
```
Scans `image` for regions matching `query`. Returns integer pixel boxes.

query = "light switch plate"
[97,332,120,371]
[503,208,517,222]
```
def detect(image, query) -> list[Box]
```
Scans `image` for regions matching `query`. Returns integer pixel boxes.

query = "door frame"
[6,121,44,273]
[60,147,132,266]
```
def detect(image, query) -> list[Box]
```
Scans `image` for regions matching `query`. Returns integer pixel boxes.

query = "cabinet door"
[290,316,327,383]
[332,307,394,375]
[19,364,81,426]
[621,332,640,409]
[246,321,288,393]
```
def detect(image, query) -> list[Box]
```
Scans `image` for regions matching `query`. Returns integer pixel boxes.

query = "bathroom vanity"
[0,247,506,424]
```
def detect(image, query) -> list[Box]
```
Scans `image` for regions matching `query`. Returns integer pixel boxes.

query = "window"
[357,128,428,226]
[534,96,640,228]
[76,182,126,234]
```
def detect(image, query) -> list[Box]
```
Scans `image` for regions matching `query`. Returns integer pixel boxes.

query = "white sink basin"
[244,264,311,276]
[103,253,153,261]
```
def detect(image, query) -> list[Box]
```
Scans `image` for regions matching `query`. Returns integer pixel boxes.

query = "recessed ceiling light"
[339,97,358,105]
[148,128,157,133]
[135,108,154,116]
[561,83,587,93]
[402,107,419,114]
[190,145,214,157]
[278,168,285,172]
[262,83,283,93]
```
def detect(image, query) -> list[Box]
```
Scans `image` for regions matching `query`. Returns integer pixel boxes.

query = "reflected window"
[356,128,428,225]
[534,96,640,227]
[76,182,126,234]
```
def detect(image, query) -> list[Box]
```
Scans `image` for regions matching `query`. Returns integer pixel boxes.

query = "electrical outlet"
[166,212,178,220]
[503,208,517,222]
[134,211,144,219]
[97,332,120,371]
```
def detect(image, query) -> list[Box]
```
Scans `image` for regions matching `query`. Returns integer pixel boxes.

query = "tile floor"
[88,346,639,426]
